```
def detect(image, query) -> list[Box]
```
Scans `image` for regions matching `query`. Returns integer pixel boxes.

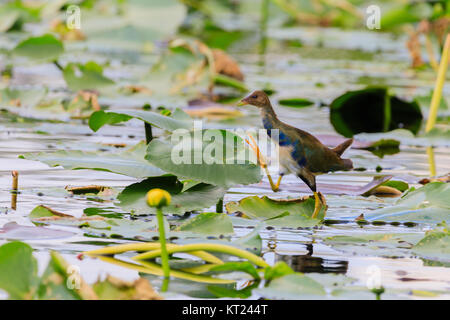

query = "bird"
[237,90,354,219]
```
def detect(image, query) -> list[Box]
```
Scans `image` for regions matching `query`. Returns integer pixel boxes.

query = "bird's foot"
[311,192,326,219]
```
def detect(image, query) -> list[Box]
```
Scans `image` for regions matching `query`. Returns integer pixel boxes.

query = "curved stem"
[132,243,269,268]
[83,243,223,264]
[97,256,234,284]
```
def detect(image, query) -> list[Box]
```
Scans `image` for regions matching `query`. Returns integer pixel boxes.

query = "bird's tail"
[332,138,353,157]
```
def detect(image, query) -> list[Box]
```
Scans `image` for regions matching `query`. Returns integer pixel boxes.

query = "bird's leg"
[245,135,281,192]
[311,192,326,219]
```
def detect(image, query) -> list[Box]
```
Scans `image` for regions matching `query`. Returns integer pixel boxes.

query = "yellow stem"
[11,171,18,210]
[83,242,223,265]
[97,256,234,284]
[426,33,450,132]
[427,146,437,177]
[132,243,269,268]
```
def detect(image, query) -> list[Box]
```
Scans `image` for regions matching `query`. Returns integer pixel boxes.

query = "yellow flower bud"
[146,188,171,208]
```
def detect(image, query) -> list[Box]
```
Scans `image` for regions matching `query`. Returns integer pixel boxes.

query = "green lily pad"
[0,87,47,108]
[20,141,165,179]
[176,212,233,235]
[255,273,326,299]
[364,182,450,223]
[0,241,39,300]
[117,176,227,216]
[145,130,262,187]
[413,225,450,262]
[226,195,325,227]
[89,108,192,132]
[63,61,115,92]
[278,98,314,108]
[322,233,423,258]
[13,34,64,62]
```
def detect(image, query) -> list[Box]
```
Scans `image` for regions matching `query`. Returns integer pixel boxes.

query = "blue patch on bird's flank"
[297,156,307,167]
[278,130,293,146]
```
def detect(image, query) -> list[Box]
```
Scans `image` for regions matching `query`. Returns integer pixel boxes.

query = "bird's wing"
[289,127,339,173]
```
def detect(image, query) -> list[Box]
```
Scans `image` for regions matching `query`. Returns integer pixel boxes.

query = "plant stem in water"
[156,207,170,291]
[11,171,18,210]
[426,34,450,132]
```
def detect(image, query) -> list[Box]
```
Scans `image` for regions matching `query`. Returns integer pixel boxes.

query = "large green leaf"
[364,182,450,223]
[413,225,450,262]
[322,233,422,258]
[13,34,64,62]
[176,212,234,235]
[62,61,115,92]
[145,130,262,187]
[89,108,192,132]
[226,195,325,227]
[117,176,227,216]
[20,141,164,179]
[255,273,326,299]
[0,242,39,300]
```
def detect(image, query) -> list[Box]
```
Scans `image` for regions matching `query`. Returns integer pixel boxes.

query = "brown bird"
[238,90,353,218]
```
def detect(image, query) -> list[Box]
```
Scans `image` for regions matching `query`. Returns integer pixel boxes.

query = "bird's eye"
[251,95,257,99]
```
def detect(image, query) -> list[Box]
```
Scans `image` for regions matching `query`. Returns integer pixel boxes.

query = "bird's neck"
[260,104,279,131]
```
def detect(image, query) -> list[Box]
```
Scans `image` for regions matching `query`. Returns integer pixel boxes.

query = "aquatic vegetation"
[0,0,449,301]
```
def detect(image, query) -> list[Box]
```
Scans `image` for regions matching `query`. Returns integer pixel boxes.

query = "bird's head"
[237,90,271,109]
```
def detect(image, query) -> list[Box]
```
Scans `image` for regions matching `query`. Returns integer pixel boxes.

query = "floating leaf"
[226,195,325,226]
[63,61,115,92]
[145,130,262,187]
[89,108,192,132]
[13,34,64,62]
[412,225,450,262]
[278,98,314,108]
[0,222,74,240]
[117,176,226,216]
[255,273,326,299]
[364,182,450,223]
[176,212,233,235]
[20,141,164,179]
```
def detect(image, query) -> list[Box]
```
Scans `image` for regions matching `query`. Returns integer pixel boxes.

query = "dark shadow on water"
[275,244,348,274]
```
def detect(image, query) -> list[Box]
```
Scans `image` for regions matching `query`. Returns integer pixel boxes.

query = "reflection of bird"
[238,90,353,218]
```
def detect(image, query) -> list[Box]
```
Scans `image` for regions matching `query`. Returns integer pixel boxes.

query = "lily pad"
[412,225,450,262]
[278,98,314,108]
[20,141,165,179]
[226,195,326,227]
[117,176,227,216]
[89,108,192,132]
[145,130,262,187]
[13,34,64,62]
[364,182,450,223]
[176,212,234,235]
[62,61,115,92]
[254,273,326,299]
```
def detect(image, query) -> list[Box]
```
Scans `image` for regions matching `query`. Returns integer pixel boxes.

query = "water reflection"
[275,244,348,274]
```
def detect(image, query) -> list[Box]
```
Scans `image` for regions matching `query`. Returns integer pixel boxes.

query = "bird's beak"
[237,98,247,107]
